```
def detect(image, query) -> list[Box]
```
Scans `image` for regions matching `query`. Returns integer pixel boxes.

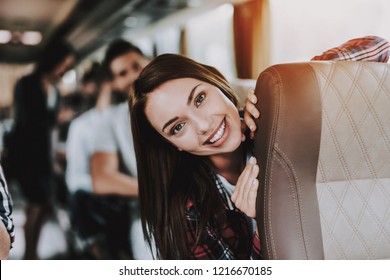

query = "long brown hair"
[130,54,239,259]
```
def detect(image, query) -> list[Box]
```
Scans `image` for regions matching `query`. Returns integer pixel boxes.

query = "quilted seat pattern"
[311,62,390,259]
[254,61,390,259]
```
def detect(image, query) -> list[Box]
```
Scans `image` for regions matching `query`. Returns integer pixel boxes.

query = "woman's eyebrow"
[187,83,202,105]
[162,116,179,133]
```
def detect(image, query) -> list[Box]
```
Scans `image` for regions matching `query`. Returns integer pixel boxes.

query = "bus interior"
[0,0,389,260]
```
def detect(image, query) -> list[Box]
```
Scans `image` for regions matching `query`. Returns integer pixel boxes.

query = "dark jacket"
[12,72,60,177]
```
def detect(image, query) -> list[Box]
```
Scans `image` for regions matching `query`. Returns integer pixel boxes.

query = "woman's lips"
[204,118,226,144]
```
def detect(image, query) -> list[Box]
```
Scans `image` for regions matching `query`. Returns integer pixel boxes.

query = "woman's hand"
[231,156,259,218]
[243,89,260,139]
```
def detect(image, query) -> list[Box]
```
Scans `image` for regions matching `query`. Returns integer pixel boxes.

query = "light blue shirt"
[66,108,104,193]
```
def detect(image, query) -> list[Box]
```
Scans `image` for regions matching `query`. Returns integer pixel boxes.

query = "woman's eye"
[172,123,185,135]
[195,93,205,107]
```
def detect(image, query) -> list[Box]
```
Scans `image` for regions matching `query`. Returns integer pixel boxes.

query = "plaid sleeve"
[185,201,235,260]
[0,166,15,247]
[311,36,390,62]
[251,230,262,260]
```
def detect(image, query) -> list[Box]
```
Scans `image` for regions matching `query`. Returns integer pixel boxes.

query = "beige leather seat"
[254,61,390,259]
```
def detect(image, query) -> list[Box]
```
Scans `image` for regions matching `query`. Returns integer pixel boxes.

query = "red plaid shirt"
[185,172,261,260]
[311,36,390,62]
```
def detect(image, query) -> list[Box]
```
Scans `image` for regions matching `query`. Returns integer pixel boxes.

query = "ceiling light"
[20,31,42,45]
[0,30,12,44]
[124,16,139,28]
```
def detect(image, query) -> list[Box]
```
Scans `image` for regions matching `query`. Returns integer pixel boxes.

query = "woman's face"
[51,54,75,82]
[145,78,243,156]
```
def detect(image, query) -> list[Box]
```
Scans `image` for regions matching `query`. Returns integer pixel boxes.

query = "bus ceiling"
[0,0,225,64]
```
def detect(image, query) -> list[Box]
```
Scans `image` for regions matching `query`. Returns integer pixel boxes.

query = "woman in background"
[11,39,75,259]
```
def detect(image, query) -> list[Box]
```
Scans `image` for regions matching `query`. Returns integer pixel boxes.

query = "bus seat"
[254,61,390,259]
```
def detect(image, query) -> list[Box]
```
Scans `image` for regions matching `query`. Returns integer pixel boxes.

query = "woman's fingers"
[248,88,257,104]
[247,178,259,218]
[243,89,260,139]
[234,156,255,194]
[232,157,259,218]
[243,164,259,206]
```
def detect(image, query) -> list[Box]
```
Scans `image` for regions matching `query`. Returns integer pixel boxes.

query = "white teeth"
[209,120,225,143]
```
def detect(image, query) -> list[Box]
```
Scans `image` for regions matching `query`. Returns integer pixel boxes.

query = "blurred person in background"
[8,39,75,259]
[52,62,103,209]
[52,61,103,161]
[52,94,84,209]
[74,61,103,115]
[65,63,114,259]
[90,39,151,259]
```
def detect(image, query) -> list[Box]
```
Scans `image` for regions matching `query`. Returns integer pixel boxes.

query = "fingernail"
[249,156,255,164]
[251,97,256,103]
[249,125,254,131]
[252,178,258,185]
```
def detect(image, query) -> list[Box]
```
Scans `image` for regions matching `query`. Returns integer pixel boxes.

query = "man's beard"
[111,90,129,105]
[84,95,98,110]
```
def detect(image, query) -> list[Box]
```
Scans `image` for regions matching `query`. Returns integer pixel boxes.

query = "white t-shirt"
[92,102,153,259]
[93,102,137,177]
[66,108,104,193]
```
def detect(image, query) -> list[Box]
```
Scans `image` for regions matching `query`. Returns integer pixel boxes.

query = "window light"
[0,30,12,44]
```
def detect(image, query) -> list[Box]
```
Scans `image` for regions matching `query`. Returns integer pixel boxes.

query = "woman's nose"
[194,115,211,135]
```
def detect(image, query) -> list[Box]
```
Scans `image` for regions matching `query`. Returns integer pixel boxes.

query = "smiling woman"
[130,53,260,260]
[145,77,242,155]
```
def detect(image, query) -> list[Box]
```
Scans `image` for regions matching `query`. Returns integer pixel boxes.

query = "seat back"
[254,61,390,259]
